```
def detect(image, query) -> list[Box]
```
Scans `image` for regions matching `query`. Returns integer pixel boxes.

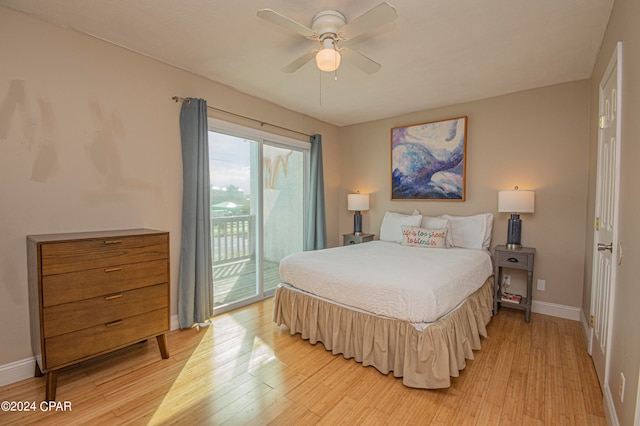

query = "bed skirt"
[273,276,494,389]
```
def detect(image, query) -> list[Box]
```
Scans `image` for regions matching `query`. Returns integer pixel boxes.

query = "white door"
[590,42,622,389]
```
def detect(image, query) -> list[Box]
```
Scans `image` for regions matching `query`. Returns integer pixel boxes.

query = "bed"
[273,211,495,388]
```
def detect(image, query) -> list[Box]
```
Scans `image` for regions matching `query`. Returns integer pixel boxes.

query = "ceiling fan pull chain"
[319,69,323,106]
[334,42,339,80]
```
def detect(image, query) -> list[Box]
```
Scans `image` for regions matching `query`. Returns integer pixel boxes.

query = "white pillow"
[482,213,494,249]
[420,216,447,228]
[441,213,494,250]
[420,216,453,247]
[379,211,423,243]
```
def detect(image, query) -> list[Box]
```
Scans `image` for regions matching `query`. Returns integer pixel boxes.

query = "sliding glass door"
[263,143,305,293]
[208,123,307,313]
[209,132,259,309]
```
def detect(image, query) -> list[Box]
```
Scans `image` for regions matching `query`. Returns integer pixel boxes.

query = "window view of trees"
[210,184,249,217]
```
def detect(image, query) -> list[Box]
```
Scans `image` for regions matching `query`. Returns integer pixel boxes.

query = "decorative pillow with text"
[401,226,448,248]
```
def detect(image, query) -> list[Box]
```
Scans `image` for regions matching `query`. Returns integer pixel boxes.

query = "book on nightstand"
[501,292,522,304]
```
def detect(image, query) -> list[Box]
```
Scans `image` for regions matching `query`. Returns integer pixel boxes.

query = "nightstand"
[343,233,374,245]
[493,245,536,322]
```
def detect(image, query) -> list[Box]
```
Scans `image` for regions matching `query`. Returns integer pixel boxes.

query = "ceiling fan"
[257,2,397,75]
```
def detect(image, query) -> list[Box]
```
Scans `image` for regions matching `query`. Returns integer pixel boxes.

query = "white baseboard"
[531,300,581,321]
[579,309,590,338]
[0,357,35,388]
[171,314,180,331]
[604,384,621,426]
[579,309,593,354]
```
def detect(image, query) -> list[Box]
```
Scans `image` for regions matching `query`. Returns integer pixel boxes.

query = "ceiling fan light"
[316,48,341,72]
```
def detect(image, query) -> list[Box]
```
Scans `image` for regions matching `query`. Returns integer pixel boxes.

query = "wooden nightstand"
[343,233,374,245]
[493,245,536,322]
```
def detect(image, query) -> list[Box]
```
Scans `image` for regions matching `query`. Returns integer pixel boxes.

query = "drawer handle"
[105,294,123,301]
[507,257,519,263]
[104,240,123,245]
[105,320,123,328]
[104,267,122,273]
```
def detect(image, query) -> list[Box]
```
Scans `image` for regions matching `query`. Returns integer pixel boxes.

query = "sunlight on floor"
[247,335,278,373]
[147,314,278,424]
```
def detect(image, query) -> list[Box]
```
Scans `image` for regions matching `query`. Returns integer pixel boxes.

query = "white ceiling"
[1,0,613,127]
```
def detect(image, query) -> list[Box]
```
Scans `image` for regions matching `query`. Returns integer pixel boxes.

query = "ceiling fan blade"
[281,50,317,73]
[341,48,382,74]
[257,9,317,39]
[339,2,397,40]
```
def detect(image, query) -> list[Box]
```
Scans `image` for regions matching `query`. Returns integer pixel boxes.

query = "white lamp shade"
[316,48,341,72]
[498,190,534,213]
[348,193,369,211]
[316,38,341,72]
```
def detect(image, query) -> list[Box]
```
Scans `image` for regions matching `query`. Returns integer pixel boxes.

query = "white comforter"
[279,240,493,323]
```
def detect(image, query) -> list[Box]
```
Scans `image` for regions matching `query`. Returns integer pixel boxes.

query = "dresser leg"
[45,370,58,401]
[156,334,170,359]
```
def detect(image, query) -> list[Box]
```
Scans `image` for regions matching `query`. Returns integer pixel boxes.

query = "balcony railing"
[211,215,254,264]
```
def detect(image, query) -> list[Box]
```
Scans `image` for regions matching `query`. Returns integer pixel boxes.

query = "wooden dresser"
[27,229,170,400]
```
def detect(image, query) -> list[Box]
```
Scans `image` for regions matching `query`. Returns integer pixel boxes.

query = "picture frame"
[391,116,467,201]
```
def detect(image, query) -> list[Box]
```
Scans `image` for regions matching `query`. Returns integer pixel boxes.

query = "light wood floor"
[0,299,605,425]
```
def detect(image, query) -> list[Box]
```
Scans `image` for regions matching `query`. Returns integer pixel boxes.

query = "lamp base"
[506,213,522,248]
[506,243,522,250]
[353,211,362,235]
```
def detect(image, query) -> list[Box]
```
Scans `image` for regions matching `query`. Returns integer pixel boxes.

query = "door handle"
[597,243,613,252]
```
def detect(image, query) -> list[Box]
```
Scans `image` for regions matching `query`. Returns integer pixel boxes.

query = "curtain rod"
[172,96,311,138]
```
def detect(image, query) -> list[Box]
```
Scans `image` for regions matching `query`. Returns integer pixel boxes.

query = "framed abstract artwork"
[391,116,467,201]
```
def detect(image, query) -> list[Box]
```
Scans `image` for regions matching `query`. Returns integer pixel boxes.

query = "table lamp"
[347,193,370,236]
[498,186,535,249]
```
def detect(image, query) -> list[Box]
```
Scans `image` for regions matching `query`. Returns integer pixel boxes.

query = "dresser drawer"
[40,234,168,275]
[497,251,529,269]
[44,308,169,368]
[43,283,168,338]
[42,259,168,307]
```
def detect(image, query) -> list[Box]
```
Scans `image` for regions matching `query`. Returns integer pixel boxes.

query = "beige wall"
[583,0,640,423]
[0,7,340,366]
[339,80,590,308]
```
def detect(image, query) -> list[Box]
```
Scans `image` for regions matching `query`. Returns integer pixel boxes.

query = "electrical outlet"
[502,274,511,286]
[619,372,625,403]
[537,279,546,291]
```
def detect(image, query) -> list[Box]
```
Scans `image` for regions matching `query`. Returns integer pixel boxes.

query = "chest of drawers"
[27,229,170,400]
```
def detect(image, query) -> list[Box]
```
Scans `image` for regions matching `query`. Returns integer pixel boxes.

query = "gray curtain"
[178,98,213,328]
[305,134,327,250]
